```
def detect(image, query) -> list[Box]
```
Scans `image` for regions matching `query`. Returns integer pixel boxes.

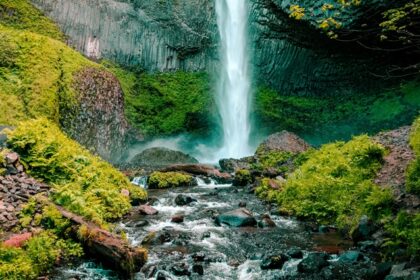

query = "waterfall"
[215,0,252,159]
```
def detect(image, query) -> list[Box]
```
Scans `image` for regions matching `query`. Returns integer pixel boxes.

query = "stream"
[52,177,365,280]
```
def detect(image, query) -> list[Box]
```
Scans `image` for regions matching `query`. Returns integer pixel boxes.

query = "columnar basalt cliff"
[31,0,218,72]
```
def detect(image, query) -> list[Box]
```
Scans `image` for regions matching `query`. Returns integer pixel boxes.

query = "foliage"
[6,118,147,225]
[233,169,253,186]
[148,171,194,189]
[384,211,420,258]
[255,83,420,144]
[257,135,390,232]
[255,178,285,203]
[253,149,295,175]
[0,25,96,126]
[406,116,420,194]
[0,231,83,280]
[105,61,214,137]
[0,0,64,40]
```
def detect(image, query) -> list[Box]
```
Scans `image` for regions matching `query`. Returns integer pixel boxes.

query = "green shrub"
[6,118,147,225]
[263,135,389,232]
[105,61,214,137]
[255,178,285,203]
[0,231,82,280]
[253,150,295,175]
[233,169,253,186]
[406,117,420,195]
[148,172,195,189]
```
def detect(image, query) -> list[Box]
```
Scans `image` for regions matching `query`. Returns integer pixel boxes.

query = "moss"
[104,61,214,137]
[253,150,295,175]
[233,169,253,186]
[255,82,420,144]
[6,118,147,225]
[255,178,285,203]
[0,25,98,126]
[148,171,195,189]
[0,0,64,40]
[258,135,390,232]
[406,117,420,195]
[0,231,83,280]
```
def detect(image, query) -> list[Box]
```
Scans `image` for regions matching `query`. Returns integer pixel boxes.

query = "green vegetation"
[6,118,147,226]
[233,169,253,186]
[253,149,295,175]
[0,231,82,280]
[105,61,214,137]
[0,0,64,40]
[0,25,96,126]
[406,117,420,195]
[255,83,420,143]
[148,171,195,189]
[256,135,392,232]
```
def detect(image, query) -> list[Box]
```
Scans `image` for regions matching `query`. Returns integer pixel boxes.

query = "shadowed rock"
[215,208,257,227]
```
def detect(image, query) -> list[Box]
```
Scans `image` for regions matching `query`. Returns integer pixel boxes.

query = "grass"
[6,118,147,226]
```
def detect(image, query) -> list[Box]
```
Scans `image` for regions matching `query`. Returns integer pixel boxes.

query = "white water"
[215,0,253,159]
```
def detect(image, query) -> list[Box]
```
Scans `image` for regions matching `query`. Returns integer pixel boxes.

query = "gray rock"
[130,147,198,169]
[256,130,310,154]
[174,194,196,206]
[215,208,257,227]
[298,252,330,273]
[261,254,290,270]
[352,215,377,243]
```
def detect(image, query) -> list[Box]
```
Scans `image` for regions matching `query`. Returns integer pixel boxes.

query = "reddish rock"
[3,232,32,248]
[162,164,232,183]
[5,152,19,165]
[257,131,310,154]
[171,215,184,223]
[121,189,130,197]
[138,205,158,215]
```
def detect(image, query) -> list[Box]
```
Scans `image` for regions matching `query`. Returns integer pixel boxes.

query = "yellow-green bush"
[233,169,253,186]
[0,231,82,280]
[148,171,195,189]
[406,116,420,195]
[260,135,392,232]
[6,118,147,225]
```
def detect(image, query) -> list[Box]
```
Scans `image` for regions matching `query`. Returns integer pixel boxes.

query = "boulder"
[171,263,191,276]
[171,215,184,223]
[297,252,330,273]
[352,215,377,243]
[287,248,303,259]
[130,147,198,169]
[258,214,276,228]
[174,194,196,206]
[215,208,257,227]
[162,164,232,184]
[219,156,255,173]
[338,251,364,263]
[192,264,204,275]
[138,205,158,215]
[257,131,310,154]
[260,254,290,270]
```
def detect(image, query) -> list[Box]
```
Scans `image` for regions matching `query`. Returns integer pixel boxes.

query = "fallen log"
[161,164,232,183]
[37,196,147,277]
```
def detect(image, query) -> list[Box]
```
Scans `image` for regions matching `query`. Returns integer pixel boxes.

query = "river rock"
[287,247,303,259]
[174,194,196,206]
[215,208,257,227]
[162,164,232,184]
[171,263,190,276]
[192,264,204,275]
[260,254,290,270]
[257,131,310,154]
[338,251,365,263]
[352,215,377,243]
[130,147,198,169]
[297,252,330,273]
[171,215,184,223]
[138,205,158,215]
[258,214,276,228]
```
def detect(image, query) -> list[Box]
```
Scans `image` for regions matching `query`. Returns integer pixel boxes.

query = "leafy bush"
[148,172,195,189]
[255,178,285,203]
[259,135,390,232]
[253,150,295,175]
[233,169,253,186]
[6,118,147,225]
[0,231,82,280]
[406,117,420,194]
[105,61,215,137]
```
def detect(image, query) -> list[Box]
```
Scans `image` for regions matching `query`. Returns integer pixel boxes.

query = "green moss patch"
[148,172,195,189]
[406,117,420,195]
[105,62,214,137]
[6,118,147,226]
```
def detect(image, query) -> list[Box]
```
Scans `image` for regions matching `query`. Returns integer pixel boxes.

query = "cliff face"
[31,0,218,72]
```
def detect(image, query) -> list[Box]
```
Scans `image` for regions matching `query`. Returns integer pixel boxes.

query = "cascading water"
[215,0,253,159]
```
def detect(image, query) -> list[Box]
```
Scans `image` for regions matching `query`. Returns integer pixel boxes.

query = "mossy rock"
[148,172,196,189]
[233,169,253,186]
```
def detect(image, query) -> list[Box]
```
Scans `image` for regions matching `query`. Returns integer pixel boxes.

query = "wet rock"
[318,225,338,233]
[352,215,377,243]
[258,214,276,228]
[201,232,211,239]
[138,205,158,215]
[171,263,190,276]
[129,147,198,169]
[338,251,365,263]
[238,201,247,208]
[215,208,257,227]
[174,194,196,206]
[134,220,149,228]
[298,252,330,273]
[191,252,206,262]
[173,233,190,246]
[287,248,304,259]
[192,264,204,275]
[147,196,160,206]
[260,254,290,270]
[374,262,393,279]
[257,130,311,154]
[171,215,184,223]
[162,164,232,184]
